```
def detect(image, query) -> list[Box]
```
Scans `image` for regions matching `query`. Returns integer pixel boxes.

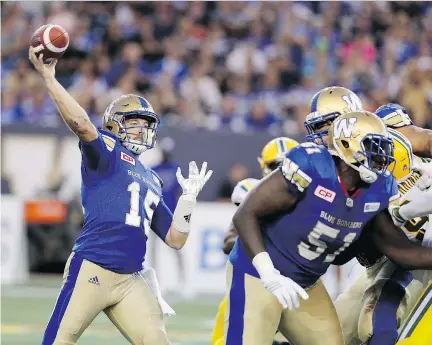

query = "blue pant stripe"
[42,254,83,345]
[226,268,246,345]
[369,267,413,345]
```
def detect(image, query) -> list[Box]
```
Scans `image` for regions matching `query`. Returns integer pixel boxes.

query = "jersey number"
[400,199,427,241]
[300,142,321,155]
[125,182,161,236]
[298,221,356,263]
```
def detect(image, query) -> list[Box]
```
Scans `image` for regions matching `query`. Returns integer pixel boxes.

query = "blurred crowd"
[2,1,432,135]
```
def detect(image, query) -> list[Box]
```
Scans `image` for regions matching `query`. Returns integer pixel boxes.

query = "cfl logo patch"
[314,185,336,203]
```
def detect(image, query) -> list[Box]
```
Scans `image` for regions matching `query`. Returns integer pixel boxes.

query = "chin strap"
[359,164,378,183]
[122,140,146,155]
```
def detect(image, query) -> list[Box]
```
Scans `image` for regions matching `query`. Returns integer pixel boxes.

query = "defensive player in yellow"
[211,137,299,345]
[396,280,432,345]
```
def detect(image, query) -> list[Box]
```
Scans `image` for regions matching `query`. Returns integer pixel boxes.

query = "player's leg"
[211,296,227,345]
[104,272,170,345]
[41,253,110,345]
[224,261,281,345]
[278,279,344,345]
[333,268,370,345]
[396,281,432,345]
[358,262,423,345]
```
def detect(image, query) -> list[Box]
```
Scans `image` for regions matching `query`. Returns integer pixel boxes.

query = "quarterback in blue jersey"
[29,48,212,345]
[225,110,432,345]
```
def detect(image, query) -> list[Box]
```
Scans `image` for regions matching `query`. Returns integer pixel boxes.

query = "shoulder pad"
[376,105,413,128]
[98,129,118,152]
[280,143,327,192]
[231,178,260,205]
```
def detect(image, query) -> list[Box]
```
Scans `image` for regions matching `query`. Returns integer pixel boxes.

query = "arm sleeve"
[279,145,314,198]
[151,198,173,241]
[80,132,115,173]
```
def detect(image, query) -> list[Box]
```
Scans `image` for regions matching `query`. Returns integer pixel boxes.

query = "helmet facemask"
[336,134,395,183]
[305,112,341,146]
[112,113,160,155]
[355,134,395,176]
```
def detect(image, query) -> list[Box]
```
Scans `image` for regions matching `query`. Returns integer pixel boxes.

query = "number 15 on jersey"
[125,182,161,236]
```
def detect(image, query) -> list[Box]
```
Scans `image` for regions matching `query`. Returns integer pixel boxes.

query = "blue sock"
[367,329,398,345]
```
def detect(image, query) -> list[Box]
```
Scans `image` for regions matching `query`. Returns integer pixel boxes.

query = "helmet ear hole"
[341,140,349,149]
[107,125,113,130]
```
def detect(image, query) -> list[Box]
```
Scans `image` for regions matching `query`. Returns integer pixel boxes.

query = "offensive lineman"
[305,93,432,345]
[211,137,299,345]
[225,111,432,345]
[29,48,212,345]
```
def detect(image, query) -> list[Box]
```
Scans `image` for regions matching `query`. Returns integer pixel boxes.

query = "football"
[30,24,69,63]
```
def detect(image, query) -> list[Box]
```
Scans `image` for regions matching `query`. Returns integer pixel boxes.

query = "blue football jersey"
[229,143,399,288]
[73,130,173,274]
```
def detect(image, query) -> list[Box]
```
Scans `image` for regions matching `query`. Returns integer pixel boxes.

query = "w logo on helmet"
[333,117,358,139]
[342,94,362,112]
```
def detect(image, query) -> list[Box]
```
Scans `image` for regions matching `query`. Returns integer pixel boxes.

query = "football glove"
[173,161,212,233]
[413,161,432,191]
[253,252,309,310]
[176,161,213,198]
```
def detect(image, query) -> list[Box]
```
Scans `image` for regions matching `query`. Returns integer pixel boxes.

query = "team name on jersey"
[398,172,421,195]
[320,211,363,229]
[128,170,159,192]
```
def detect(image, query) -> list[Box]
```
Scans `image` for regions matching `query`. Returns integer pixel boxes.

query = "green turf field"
[1,275,221,345]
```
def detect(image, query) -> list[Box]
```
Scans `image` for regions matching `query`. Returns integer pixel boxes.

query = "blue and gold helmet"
[103,94,160,155]
[304,86,363,146]
[327,111,395,184]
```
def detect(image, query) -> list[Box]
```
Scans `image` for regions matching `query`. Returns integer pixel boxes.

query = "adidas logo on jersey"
[88,276,100,285]
[184,214,191,223]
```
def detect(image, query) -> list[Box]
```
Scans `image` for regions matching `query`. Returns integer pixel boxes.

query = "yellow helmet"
[304,86,363,146]
[258,137,299,176]
[387,129,414,182]
[103,94,160,155]
[328,111,395,183]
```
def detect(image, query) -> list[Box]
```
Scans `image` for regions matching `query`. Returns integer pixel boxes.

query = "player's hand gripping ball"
[30,24,69,64]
